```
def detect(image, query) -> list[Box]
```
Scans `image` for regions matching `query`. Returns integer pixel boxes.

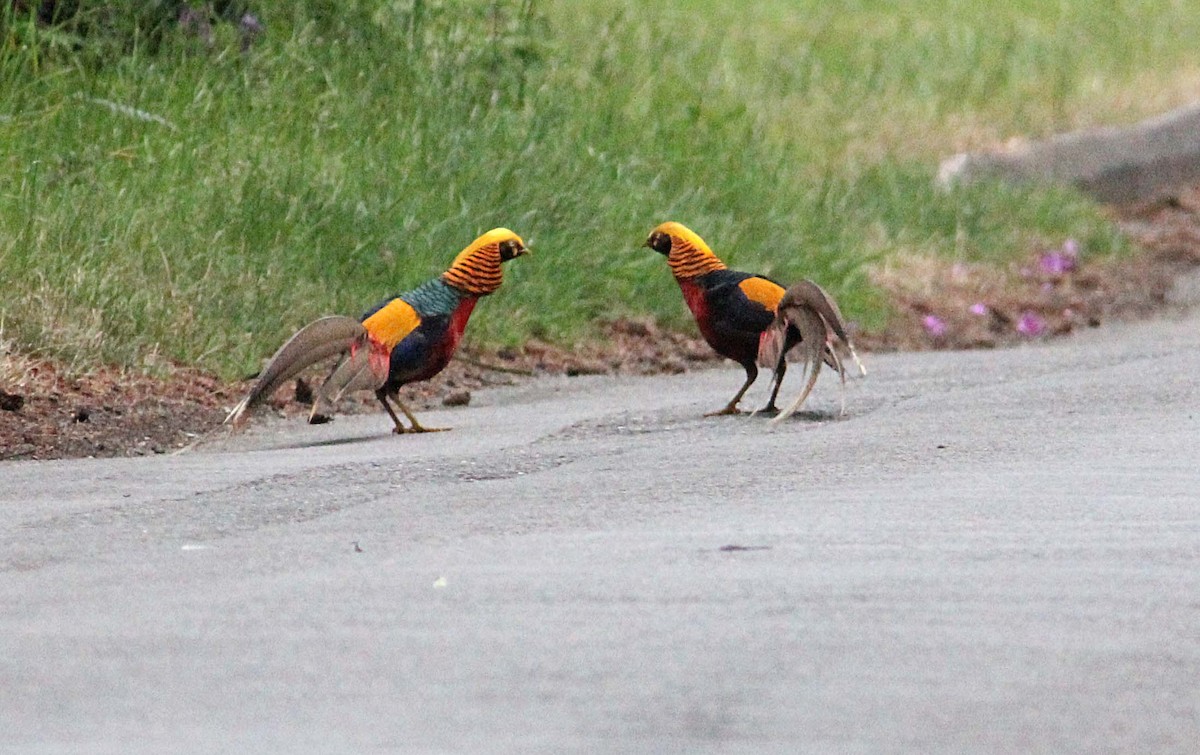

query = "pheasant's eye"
[499,240,520,261]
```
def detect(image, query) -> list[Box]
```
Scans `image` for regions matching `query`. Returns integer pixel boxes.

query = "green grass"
[2,0,1196,377]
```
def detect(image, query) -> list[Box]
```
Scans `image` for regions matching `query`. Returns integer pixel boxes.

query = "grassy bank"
[2,1,1197,377]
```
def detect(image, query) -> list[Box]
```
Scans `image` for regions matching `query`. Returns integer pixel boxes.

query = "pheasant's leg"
[396,395,449,433]
[706,363,757,416]
[376,389,409,434]
[759,359,787,414]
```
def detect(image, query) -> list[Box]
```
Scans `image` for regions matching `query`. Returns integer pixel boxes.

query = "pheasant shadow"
[760,408,842,423]
[275,432,395,450]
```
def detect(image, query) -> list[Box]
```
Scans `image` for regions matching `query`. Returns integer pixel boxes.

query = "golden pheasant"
[645,221,790,415]
[225,228,529,433]
[645,221,864,417]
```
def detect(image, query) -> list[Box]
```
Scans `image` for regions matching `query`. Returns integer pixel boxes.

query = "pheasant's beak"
[518,244,531,257]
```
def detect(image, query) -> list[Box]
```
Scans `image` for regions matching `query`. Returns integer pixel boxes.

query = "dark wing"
[699,270,784,360]
[383,313,453,389]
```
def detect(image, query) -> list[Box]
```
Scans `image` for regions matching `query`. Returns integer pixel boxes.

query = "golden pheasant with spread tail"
[645,221,863,417]
[225,228,529,433]
[645,221,790,415]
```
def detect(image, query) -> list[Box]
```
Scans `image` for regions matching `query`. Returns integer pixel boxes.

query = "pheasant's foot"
[704,405,742,417]
[401,424,450,434]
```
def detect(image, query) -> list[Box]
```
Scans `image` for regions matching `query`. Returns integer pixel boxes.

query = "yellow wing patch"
[738,277,785,311]
[362,298,421,350]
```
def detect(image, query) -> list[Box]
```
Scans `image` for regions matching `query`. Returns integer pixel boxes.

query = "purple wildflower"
[1038,251,1075,276]
[1016,311,1046,337]
[1039,239,1080,276]
[922,314,947,338]
[969,302,988,316]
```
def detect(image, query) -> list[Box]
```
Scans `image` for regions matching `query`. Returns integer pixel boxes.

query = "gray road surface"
[2,309,1199,753]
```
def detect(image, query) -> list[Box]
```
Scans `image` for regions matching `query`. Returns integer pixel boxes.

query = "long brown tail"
[758,279,866,425]
[780,279,866,376]
[768,304,829,426]
[308,338,390,422]
[224,316,370,426]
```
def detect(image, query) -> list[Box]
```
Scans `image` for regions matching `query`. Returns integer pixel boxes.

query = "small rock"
[442,390,471,407]
[0,390,24,412]
[73,407,91,423]
[565,362,608,377]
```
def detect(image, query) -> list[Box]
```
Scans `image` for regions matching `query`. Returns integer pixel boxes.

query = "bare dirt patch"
[3,193,1199,461]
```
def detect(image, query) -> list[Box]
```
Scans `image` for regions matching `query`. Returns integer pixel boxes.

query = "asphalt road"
[2,308,1198,753]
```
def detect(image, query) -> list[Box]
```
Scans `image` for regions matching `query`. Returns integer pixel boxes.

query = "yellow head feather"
[442,228,528,296]
[647,221,727,279]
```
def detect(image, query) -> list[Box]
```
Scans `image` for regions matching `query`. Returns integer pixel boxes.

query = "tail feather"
[768,306,827,426]
[757,320,788,371]
[846,341,867,377]
[759,278,864,425]
[309,341,389,422]
[781,279,866,377]
[828,340,847,416]
[784,280,850,341]
[225,316,367,426]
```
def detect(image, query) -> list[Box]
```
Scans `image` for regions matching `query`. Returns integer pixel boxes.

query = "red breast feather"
[681,271,782,366]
